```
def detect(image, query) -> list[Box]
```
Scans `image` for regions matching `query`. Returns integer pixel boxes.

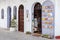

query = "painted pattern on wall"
[42,0,54,37]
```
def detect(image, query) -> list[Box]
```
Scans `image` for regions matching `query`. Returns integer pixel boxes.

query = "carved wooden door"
[18,5,24,32]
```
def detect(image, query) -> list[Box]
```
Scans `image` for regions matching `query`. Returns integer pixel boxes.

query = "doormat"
[32,33,42,37]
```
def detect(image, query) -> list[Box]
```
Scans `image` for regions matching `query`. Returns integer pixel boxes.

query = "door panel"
[18,5,24,32]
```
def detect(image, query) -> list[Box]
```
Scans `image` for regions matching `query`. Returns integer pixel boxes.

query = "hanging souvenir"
[42,18,45,20]
[42,6,45,9]
[48,25,53,29]
[50,5,54,9]
[45,25,48,28]
[48,13,53,16]
[42,22,44,24]
[48,13,51,16]
[45,18,48,20]
[45,10,48,13]
[47,9,53,13]
[42,14,47,17]
[34,18,38,27]
[50,10,53,12]
[42,10,45,12]
[45,6,47,9]
[49,21,52,24]
[42,25,45,28]
[47,10,50,13]
[45,22,48,24]
[42,25,48,28]
[48,17,53,21]
[45,21,52,24]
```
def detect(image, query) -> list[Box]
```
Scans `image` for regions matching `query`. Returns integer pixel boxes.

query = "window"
[1,9,4,19]
[13,6,17,19]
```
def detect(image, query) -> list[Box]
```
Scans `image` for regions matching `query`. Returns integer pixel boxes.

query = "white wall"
[0,1,7,28]
[0,0,57,36]
[55,0,60,36]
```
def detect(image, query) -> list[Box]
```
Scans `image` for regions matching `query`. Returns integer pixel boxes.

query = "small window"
[1,9,4,19]
[13,6,17,19]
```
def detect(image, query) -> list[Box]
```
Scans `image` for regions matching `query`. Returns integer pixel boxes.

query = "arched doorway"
[42,0,54,38]
[7,6,11,28]
[33,3,42,34]
[18,5,24,32]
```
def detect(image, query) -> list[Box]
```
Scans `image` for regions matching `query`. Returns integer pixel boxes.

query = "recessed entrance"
[18,5,24,32]
[7,6,11,28]
[33,3,42,34]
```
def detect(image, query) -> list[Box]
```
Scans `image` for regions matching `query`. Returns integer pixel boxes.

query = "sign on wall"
[42,0,54,37]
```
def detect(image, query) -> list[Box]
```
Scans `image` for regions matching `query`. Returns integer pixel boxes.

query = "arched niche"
[7,6,11,28]
[13,6,17,19]
[42,0,54,38]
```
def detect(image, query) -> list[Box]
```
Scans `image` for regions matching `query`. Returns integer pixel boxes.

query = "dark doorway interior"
[34,3,42,34]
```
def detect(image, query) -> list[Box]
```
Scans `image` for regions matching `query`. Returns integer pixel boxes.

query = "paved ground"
[0,28,57,40]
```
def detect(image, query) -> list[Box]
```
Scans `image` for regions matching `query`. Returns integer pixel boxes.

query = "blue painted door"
[7,7,11,28]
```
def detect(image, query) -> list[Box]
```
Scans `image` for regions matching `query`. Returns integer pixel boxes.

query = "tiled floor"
[0,28,55,40]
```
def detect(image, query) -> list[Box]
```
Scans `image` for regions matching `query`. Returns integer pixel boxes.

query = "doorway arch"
[42,0,54,38]
[33,2,42,34]
[18,5,24,32]
[7,6,11,28]
[1,9,4,19]
[13,6,17,19]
